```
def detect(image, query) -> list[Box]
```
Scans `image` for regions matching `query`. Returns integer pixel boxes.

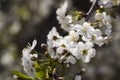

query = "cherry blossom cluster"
[45,1,113,79]
[13,0,117,80]
[46,1,112,64]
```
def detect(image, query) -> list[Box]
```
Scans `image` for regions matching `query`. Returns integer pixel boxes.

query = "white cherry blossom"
[102,12,111,26]
[47,27,62,40]
[22,39,37,77]
[73,22,94,40]
[82,29,105,46]
[17,0,114,80]
[95,12,112,44]
[77,42,96,63]
[56,1,68,19]
[56,1,73,31]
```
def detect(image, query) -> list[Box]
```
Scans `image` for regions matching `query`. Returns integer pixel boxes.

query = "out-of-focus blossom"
[56,1,73,31]
[9,21,21,35]
[1,51,14,66]
[75,75,81,80]
[90,0,120,8]
[95,12,112,44]
[22,39,37,77]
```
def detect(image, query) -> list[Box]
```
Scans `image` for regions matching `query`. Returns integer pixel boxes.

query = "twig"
[86,0,99,21]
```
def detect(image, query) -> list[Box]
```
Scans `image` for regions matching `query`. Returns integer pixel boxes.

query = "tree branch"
[86,0,99,21]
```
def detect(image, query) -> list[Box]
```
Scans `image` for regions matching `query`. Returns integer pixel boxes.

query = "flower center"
[82,49,88,55]
[61,44,66,48]
[53,36,58,40]
[91,35,96,41]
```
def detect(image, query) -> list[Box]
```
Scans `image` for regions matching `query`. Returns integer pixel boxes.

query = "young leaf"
[35,60,44,79]
[12,71,33,80]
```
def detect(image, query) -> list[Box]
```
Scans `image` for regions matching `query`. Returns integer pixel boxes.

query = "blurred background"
[0,0,120,80]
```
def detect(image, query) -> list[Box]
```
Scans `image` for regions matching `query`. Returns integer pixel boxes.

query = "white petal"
[95,37,104,46]
[88,49,96,58]
[56,47,65,54]
[72,24,83,33]
[22,57,35,77]
[95,13,103,20]
[30,39,37,50]
[49,49,56,59]
[61,1,68,15]
[64,56,76,64]
[105,28,111,36]
[56,1,68,17]
[30,54,38,58]
[82,36,91,41]
[82,56,90,63]
[13,75,18,79]
[77,42,85,51]
[75,75,81,80]
[69,56,76,64]
[22,48,30,59]
[83,22,90,27]
[85,42,93,49]
[70,48,81,59]
[69,30,79,41]
[94,29,102,37]
[65,15,72,23]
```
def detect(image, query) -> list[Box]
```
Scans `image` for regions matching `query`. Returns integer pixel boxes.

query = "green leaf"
[35,60,44,79]
[12,71,33,80]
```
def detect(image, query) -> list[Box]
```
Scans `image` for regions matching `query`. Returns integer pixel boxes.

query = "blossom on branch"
[22,40,37,77]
